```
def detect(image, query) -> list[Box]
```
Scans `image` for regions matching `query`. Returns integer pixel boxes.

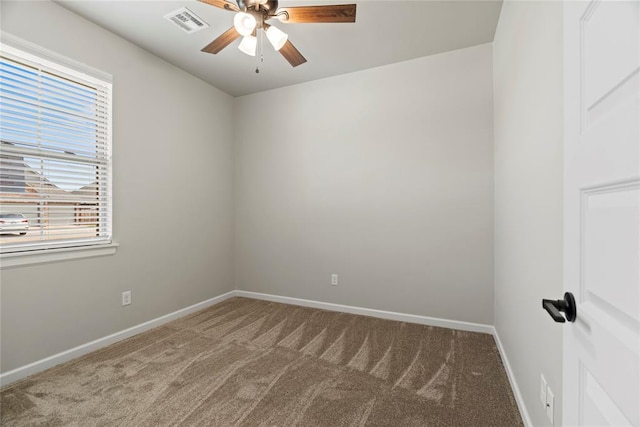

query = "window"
[0,41,112,256]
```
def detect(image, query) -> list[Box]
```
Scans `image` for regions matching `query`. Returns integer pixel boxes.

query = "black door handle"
[542,292,577,323]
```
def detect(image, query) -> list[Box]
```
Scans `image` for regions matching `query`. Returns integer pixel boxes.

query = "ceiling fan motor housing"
[236,0,278,14]
[236,0,279,28]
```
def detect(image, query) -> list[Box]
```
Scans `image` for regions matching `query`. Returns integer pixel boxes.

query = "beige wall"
[493,1,564,425]
[0,1,235,373]
[234,44,495,325]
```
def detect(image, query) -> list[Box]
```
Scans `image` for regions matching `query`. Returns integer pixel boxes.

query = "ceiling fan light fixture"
[238,35,257,56]
[233,12,256,36]
[266,25,288,51]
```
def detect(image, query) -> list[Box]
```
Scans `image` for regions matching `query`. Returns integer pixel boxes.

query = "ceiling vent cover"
[165,7,209,34]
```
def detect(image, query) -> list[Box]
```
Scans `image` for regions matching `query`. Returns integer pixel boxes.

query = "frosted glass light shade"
[238,35,257,56]
[266,25,288,51]
[233,12,256,36]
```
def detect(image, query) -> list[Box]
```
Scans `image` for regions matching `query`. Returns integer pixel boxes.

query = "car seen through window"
[0,213,29,236]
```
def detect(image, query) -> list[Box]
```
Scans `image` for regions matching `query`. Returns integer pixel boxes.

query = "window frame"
[0,33,116,268]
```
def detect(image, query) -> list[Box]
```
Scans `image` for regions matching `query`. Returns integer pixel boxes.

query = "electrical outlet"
[331,274,338,286]
[546,386,555,425]
[122,291,131,306]
[540,374,547,406]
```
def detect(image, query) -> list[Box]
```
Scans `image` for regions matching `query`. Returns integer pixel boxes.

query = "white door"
[563,0,640,426]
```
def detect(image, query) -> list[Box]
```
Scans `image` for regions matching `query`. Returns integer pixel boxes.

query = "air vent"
[164,7,209,34]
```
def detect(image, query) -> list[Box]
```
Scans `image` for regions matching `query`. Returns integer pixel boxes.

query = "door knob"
[542,292,577,323]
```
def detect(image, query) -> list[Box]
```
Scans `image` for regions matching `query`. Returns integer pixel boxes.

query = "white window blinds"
[0,44,112,254]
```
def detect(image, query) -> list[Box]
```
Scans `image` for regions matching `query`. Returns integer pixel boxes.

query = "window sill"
[0,243,119,269]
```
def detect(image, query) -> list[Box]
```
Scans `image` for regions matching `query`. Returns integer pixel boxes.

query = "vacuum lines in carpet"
[1,297,523,426]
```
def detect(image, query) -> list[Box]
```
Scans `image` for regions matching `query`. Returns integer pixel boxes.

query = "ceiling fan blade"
[201,27,241,54]
[276,4,356,23]
[279,40,307,67]
[197,0,239,12]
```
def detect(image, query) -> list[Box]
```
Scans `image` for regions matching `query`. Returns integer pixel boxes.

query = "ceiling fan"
[198,0,357,67]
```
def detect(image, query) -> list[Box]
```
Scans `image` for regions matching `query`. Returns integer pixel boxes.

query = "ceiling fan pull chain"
[255,29,264,73]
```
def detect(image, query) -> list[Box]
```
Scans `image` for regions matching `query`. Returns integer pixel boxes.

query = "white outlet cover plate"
[540,374,547,406]
[546,387,555,425]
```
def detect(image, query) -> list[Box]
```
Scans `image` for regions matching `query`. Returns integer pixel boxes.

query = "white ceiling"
[55,0,502,97]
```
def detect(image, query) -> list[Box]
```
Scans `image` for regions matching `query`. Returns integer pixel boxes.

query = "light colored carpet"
[1,297,523,426]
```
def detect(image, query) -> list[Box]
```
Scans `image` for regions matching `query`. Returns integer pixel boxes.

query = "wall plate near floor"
[540,374,547,406]
[122,291,131,306]
[546,387,554,425]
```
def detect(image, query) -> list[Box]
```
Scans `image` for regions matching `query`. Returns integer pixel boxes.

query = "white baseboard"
[235,290,494,334]
[492,328,533,427]
[0,291,236,387]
